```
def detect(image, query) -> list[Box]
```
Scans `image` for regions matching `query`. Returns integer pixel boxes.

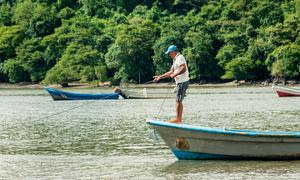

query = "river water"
[0,87,300,179]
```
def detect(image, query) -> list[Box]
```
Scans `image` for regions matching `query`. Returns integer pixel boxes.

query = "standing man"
[153,45,189,124]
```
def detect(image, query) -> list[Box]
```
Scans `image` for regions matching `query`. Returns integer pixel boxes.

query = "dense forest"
[0,0,299,86]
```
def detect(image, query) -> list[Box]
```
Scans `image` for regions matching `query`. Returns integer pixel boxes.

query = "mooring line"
[35,94,117,121]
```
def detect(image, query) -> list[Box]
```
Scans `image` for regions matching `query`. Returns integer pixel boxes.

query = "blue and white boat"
[45,87,119,100]
[147,119,300,160]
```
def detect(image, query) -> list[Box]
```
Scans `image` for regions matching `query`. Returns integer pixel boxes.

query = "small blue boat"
[45,87,119,100]
[147,119,300,160]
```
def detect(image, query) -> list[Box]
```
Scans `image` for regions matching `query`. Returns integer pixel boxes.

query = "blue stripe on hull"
[172,149,240,160]
[45,88,119,100]
[146,119,300,137]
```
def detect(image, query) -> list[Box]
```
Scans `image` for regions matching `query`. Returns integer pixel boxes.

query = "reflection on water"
[0,87,300,179]
[163,160,300,179]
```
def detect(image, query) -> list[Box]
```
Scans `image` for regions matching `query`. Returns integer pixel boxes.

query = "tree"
[40,15,112,83]
[80,0,112,18]
[3,58,30,83]
[245,38,273,79]
[183,30,221,80]
[0,25,24,81]
[221,0,253,21]
[222,57,256,80]
[1,0,300,84]
[43,43,104,86]
[12,38,46,82]
[250,0,284,27]
[0,25,24,61]
[105,18,158,83]
[0,3,13,26]
[13,0,59,37]
[269,44,300,79]
[216,20,251,77]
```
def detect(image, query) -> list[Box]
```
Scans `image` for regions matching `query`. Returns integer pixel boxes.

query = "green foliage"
[13,0,59,37]
[0,3,13,26]
[245,38,272,78]
[80,0,112,18]
[105,18,158,83]
[0,25,25,81]
[3,59,30,83]
[221,0,251,21]
[1,0,300,84]
[222,57,256,80]
[43,43,104,86]
[198,1,223,20]
[12,38,47,82]
[184,30,221,80]
[269,44,300,79]
[0,25,24,61]
[297,0,300,17]
[13,0,34,28]
[128,5,164,22]
[55,0,79,10]
[251,0,284,27]
[57,7,75,20]
[95,65,107,82]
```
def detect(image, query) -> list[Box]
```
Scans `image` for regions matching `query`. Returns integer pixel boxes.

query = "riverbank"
[0,80,299,89]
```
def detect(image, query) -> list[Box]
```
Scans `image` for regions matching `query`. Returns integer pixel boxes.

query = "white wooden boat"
[114,87,174,99]
[147,119,300,160]
[272,84,300,97]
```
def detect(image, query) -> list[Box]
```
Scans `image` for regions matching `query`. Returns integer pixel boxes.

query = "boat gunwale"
[272,85,300,93]
[45,87,119,97]
[147,119,300,138]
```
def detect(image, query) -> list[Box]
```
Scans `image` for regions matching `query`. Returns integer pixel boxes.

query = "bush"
[3,59,29,83]
[222,57,255,80]
[270,44,300,79]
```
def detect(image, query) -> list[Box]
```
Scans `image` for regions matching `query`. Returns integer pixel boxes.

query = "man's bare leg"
[169,101,183,123]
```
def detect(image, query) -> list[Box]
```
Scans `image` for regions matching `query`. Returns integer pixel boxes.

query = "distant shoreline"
[0,80,299,89]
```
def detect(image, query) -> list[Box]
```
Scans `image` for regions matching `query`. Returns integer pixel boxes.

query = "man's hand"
[153,75,161,82]
[170,73,175,79]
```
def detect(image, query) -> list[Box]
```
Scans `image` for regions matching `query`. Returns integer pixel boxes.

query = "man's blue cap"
[165,45,177,54]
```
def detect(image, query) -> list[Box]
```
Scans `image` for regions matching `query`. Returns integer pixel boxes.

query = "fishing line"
[155,79,174,119]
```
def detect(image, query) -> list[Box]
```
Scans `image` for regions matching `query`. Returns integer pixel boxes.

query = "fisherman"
[153,45,189,123]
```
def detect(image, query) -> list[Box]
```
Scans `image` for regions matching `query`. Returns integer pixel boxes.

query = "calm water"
[1,86,300,179]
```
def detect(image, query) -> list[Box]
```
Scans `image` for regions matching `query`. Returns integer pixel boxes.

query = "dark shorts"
[175,81,189,102]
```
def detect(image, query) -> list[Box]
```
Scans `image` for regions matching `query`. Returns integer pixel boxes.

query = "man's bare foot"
[168,119,182,124]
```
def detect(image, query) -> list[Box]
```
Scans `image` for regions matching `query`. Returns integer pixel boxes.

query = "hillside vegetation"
[0,0,299,86]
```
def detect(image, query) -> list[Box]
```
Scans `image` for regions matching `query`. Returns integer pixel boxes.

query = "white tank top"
[171,53,189,84]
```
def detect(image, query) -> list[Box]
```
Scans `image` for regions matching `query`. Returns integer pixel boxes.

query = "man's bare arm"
[171,64,186,78]
[153,67,174,81]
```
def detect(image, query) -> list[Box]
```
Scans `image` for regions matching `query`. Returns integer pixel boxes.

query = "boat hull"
[272,85,300,97]
[147,120,300,160]
[45,87,119,100]
[114,87,174,99]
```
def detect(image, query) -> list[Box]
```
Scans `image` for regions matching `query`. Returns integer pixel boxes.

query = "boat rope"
[35,94,117,121]
[151,129,159,142]
[34,101,95,121]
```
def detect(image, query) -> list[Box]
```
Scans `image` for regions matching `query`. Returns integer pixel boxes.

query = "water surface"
[1,87,300,179]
